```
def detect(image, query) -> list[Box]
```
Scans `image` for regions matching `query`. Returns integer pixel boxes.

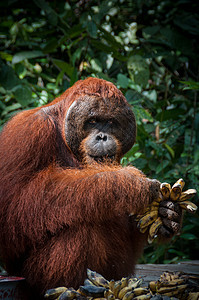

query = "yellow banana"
[118,286,133,299]
[133,287,149,296]
[157,285,180,294]
[109,279,115,292]
[175,178,185,189]
[160,183,171,199]
[79,285,106,298]
[179,200,198,213]
[87,269,109,288]
[128,278,143,289]
[44,287,67,299]
[58,289,77,300]
[148,281,157,292]
[158,283,187,295]
[163,285,187,297]
[136,178,197,244]
[107,294,115,300]
[133,294,151,300]
[148,217,162,244]
[188,292,199,300]
[138,211,158,231]
[170,184,182,201]
[112,281,122,298]
[104,289,114,298]
[179,189,197,201]
[120,277,128,289]
[122,291,134,300]
[159,278,186,286]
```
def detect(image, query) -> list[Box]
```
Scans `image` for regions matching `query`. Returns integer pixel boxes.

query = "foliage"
[0,0,198,264]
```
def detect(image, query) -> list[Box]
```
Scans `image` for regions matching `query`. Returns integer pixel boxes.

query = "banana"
[179,189,197,201]
[79,285,106,297]
[122,290,134,300]
[84,279,95,286]
[157,284,187,296]
[174,178,185,189]
[156,285,180,294]
[109,279,115,292]
[148,281,157,292]
[87,269,109,288]
[104,289,114,298]
[188,292,199,300]
[112,281,122,298]
[133,287,149,296]
[160,183,171,199]
[44,287,67,299]
[179,200,198,213]
[133,294,151,300]
[128,278,143,289]
[107,294,115,300]
[170,183,182,201]
[163,289,186,297]
[118,286,133,299]
[137,211,158,231]
[135,178,197,244]
[120,277,129,289]
[58,289,77,300]
[160,271,182,281]
[148,217,162,244]
[159,278,186,286]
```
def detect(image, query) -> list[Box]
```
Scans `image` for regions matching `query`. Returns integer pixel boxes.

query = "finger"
[162,218,180,233]
[149,179,161,203]
[173,203,182,215]
[160,201,182,215]
[158,225,173,238]
[159,207,179,221]
[160,200,175,210]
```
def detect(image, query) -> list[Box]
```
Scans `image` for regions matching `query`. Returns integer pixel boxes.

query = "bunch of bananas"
[135,179,197,243]
[149,271,199,299]
[44,269,150,300]
[149,272,187,298]
[44,269,199,300]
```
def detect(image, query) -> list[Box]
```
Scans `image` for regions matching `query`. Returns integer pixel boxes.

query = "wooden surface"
[135,260,199,284]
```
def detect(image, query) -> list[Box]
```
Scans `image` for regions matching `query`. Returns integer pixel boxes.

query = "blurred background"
[0,0,198,265]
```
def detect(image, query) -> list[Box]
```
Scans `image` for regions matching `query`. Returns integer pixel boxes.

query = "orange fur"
[0,78,151,297]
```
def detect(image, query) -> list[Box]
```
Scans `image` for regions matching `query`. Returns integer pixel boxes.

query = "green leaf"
[156,108,185,122]
[99,26,123,49]
[180,233,197,240]
[174,13,199,35]
[33,0,58,26]
[164,143,175,158]
[52,59,73,77]
[0,62,20,90]
[87,21,98,38]
[168,249,186,257]
[125,90,142,105]
[12,51,44,64]
[12,85,32,106]
[2,103,22,117]
[127,55,150,88]
[117,74,129,89]
[90,58,102,72]
[133,106,153,123]
[0,52,13,61]
[180,80,199,90]
[142,26,160,38]
[43,39,60,53]
[182,224,195,232]
[156,160,170,174]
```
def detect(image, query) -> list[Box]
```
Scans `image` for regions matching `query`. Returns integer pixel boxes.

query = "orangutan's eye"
[88,119,97,124]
